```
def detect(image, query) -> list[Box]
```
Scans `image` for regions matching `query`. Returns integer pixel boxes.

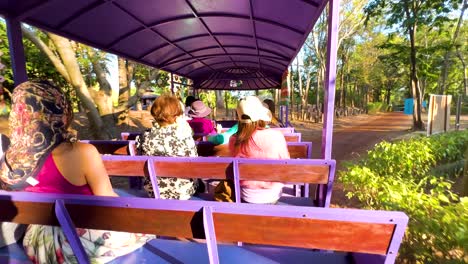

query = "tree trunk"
[439,0,466,94]
[47,33,114,139]
[215,90,224,110]
[21,27,71,83]
[316,66,324,122]
[87,48,116,136]
[289,65,295,121]
[456,46,467,96]
[408,28,424,130]
[404,1,424,130]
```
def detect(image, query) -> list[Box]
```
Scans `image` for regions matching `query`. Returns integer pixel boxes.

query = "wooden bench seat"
[84,140,314,198]
[80,140,132,155]
[220,127,295,133]
[101,155,335,207]
[122,126,296,141]
[0,191,408,264]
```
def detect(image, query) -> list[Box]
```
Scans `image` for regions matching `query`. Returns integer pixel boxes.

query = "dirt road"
[294,112,413,163]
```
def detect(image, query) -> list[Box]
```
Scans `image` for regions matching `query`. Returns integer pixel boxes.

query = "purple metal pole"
[203,206,220,264]
[170,73,175,95]
[233,160,241,204]
[321,0,340,160]
[5,17,28,86]
[147,160,161,199]
[54,200,90,264]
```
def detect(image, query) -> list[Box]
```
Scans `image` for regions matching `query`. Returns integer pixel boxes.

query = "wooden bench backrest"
[0,192,204,239]
[149,157,233,180]
[220,126,295,133]
[101,155,326,184]
[236,159,331,184]
[198,142,312,159]
[101,155,148,177]
[0,192,408,263]
[81,140,131,155]
[209,206,406,256]
[283,132,301,142]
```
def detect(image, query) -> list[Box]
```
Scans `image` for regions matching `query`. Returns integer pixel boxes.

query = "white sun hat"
[236,96,272,123]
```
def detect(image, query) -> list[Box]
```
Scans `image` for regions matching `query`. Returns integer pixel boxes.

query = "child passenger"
[229,96,290,204]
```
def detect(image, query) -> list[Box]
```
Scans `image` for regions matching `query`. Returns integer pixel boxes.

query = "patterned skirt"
[143,176,197,200]
[23,225,155,263]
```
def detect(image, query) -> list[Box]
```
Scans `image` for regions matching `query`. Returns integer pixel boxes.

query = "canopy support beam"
[6,17,28,86]
[321,0,339,160]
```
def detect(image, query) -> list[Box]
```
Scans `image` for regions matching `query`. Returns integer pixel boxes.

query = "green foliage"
[367,102,389,114]
[198,90,216,109]
[341,130,468,262]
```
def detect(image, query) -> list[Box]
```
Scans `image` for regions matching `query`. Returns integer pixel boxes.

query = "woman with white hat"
[228,96,290,204]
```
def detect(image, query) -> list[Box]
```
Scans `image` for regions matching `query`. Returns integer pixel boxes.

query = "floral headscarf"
[0,81,74,190]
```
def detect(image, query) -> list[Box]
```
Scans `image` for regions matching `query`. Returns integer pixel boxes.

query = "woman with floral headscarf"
[0,81,153,263]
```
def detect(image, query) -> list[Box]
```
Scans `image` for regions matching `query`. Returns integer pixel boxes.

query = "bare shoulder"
[73,142,100,156]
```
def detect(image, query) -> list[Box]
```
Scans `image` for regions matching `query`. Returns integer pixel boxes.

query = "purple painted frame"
[101,155,335,207]
[0,191,408,264]
[282,132,302,142]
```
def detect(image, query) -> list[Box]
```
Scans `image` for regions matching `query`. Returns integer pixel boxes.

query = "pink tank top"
[24,154,93,195]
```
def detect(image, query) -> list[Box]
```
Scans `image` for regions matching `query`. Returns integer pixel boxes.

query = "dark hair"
[263,99,275,114]
[263,99,283,127]
[185,95,197,107]
[151,95,183,126]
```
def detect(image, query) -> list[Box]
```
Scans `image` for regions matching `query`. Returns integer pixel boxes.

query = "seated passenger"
[136,95,198,200]
[187,100,216,134]
[208,99,282,145]
[184,95,197,119]
[0,81,153,263]
[229,96,290,204]
[263,98,284,127]
[207,123,238,145]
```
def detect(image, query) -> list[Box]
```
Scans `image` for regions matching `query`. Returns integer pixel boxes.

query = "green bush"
[367,102,390,114]
[340,130,468,263]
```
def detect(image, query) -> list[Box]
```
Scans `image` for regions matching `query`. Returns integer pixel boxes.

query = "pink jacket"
[188,117,216,134]
[229,128,290,189]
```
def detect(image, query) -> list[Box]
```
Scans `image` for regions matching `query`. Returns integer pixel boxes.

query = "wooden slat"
[202,143,309,158]
[284,134,300,142]
[86,141,130,155]
[0,200,58,226]
[238,163,329,183]
[213,213,395,255]
[0,200,204,239]
[103,159,147,177]
[153,161,232,180]
[288,145,308,159]
[66,204,204,238]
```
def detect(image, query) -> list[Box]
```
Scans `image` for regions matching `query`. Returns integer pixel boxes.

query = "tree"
[302,0,369,120]
[19,24,166,138]
[22,27,115,138]
[439,0,467,94]
[365,0,462,130]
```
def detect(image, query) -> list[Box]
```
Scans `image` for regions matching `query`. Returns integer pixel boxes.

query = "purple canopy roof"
[0,0,327,90]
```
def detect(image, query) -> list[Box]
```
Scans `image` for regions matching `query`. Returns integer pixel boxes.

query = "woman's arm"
[80,143,118,197]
